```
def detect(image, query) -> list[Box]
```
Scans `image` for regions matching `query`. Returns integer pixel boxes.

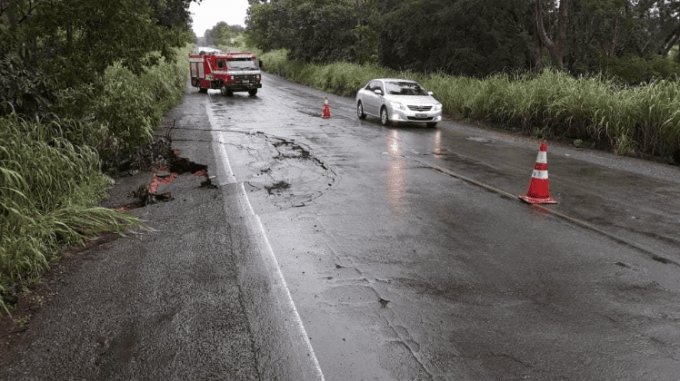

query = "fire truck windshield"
[227,60,259,71]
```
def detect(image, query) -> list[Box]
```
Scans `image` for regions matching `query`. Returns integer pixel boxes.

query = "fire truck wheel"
[248,89,258,96]
[199,88,207,93]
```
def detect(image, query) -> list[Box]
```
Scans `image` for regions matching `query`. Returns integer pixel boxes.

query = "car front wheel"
[357,102,366,119]
[426,122,437,128]
[380,107,390,126]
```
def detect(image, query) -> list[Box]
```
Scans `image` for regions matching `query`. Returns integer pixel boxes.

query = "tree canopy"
[204,22,245,47]
[0,0,197,116]
[245,0,680,80]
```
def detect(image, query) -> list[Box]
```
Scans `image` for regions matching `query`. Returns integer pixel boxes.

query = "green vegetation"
[0,0,196,312]
[251,0,680,161]
[203,22,245,47]
[247,0,680,82]
[0,117,139,313]
[262,50,680,162]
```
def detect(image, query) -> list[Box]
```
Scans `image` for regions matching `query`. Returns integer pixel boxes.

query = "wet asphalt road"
[3,73,679,381]
[207,73,680,380]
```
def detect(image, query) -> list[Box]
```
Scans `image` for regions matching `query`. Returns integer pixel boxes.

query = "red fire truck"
[189,49,262,96]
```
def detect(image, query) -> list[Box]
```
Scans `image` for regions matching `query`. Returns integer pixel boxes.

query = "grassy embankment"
[0,49,190,313]
[261,49,680,162]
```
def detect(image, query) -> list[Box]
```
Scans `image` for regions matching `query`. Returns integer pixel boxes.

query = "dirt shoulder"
[0,91,260,380]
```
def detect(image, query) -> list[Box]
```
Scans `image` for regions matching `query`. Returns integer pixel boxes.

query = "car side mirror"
[428,91,434,96]
[374,89,383,95]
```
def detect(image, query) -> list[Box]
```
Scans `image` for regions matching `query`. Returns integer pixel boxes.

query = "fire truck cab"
[189,49,262,96]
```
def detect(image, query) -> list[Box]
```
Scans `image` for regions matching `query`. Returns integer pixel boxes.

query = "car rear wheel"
[380,107,390,126]
[426,122,437,128]
[357,102,366,119]
[248,89,258,96]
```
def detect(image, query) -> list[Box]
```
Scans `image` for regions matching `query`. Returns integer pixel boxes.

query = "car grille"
[234,75,258,82]
[407,116,434,121]
[408,105,432,111]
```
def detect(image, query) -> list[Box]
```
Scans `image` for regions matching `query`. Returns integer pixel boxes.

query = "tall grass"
[261,49,680,161]
[0,48,189,313]
[0,116,140,313]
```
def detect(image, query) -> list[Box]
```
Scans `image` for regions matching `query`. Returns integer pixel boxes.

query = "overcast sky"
[190,0,249,37]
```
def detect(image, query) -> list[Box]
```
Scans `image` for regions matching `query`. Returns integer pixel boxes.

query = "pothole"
[272,138,312,160]
[235,132,336,210]
[265,180,291,195]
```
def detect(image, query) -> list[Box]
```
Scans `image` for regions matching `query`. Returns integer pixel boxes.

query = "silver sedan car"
[355,78,442,127]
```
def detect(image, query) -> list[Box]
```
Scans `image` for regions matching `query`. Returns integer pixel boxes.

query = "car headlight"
[390,101,405,110]
[433,104,442,111]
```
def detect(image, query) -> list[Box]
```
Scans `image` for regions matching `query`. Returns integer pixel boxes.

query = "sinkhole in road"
[232,131,336,210]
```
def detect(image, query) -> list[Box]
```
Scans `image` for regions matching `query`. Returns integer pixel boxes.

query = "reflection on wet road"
[386,129,406,216]
[207,74,680,380]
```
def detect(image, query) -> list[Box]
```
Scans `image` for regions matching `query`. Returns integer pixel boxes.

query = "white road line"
[205,99,325,380]
[245,184,325,380]
[206,102,237,185]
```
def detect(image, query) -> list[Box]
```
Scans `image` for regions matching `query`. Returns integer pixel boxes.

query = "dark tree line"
[245,0,680,78]
[0,0,197,117]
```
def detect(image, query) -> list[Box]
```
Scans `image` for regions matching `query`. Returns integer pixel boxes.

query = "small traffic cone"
[322,97,331,119]
[519,142,558,204]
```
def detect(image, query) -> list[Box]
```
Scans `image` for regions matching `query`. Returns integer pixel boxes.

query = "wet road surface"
[207,73,680,380]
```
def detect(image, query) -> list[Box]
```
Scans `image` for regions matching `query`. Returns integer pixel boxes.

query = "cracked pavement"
[3,72,680,380]
[209,73,680,380]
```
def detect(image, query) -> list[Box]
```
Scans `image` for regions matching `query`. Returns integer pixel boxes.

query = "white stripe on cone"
[536,152,547,164]
[532,170,549,179]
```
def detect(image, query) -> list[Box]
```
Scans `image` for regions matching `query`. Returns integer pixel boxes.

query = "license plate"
[416,113,427,118]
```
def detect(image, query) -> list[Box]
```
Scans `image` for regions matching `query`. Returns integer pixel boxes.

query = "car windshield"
[227,59,259,70]
[385,81,428,96]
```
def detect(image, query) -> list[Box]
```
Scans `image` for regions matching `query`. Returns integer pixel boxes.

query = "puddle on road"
[466,136,493,143]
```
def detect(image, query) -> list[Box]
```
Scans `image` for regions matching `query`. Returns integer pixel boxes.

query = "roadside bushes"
[261,49,680,162]
[262,49,386,96]
[0,48,189,312]
[601,55,680,85]
[55,51,189,168]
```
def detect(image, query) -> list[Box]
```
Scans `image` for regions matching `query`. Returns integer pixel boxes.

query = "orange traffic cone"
[519,142,558,204]
[322,97,331,119]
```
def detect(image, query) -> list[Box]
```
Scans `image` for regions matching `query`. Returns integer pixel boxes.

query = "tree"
[380,0,533,76]
[535,0,570,69]
[204,22,245,47]
[0,0,197,116]
[243,0,679,80]
[245,1,294,52]
[246,0,376,63]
